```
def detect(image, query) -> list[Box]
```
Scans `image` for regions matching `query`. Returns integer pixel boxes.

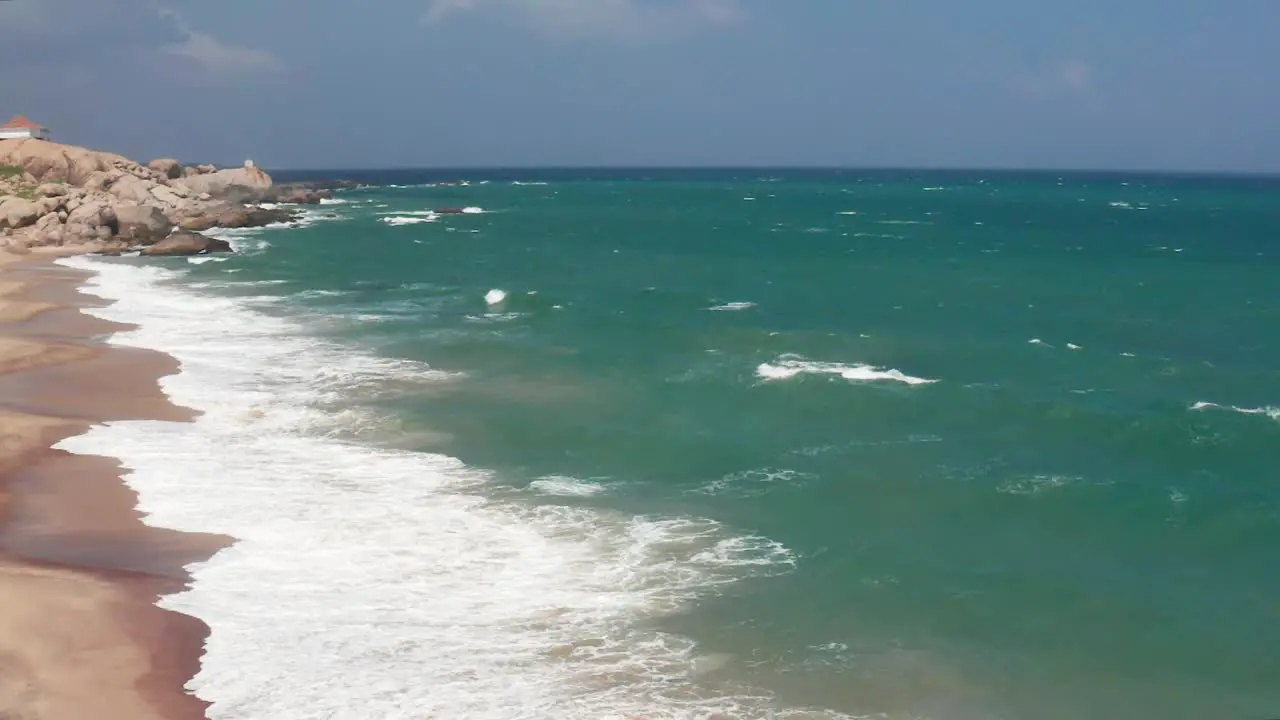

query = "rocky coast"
[0,137,338,257]
[0,139,342,718]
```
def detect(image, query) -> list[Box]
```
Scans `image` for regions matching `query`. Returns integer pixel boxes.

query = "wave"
[52,256,822,719]
[693,468,816,497]
[381,214,438,226]
[708,301,756,312]
[757,355,937,386]
[1189,401,1280,422]
[528,475,608,497]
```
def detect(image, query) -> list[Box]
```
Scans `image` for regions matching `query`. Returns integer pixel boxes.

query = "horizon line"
[259,163,1280,179]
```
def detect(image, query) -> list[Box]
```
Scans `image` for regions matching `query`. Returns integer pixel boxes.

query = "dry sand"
[0,250,229,720]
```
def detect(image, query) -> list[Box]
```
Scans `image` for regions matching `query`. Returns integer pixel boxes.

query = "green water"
[188,170,1280,719]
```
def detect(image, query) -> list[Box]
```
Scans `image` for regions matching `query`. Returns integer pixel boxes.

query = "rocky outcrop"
[263,184,333,205]
[139,231,231,256]
[0,138,136,186]
[215,206,295,228]
[0,139,305,254]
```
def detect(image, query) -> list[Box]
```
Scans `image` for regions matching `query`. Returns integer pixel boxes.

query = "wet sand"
[0,251,230,720]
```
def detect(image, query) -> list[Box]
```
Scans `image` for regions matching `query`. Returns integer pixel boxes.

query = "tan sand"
[0,250,230,720]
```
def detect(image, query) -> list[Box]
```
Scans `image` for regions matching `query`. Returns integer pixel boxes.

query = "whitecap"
[756,355,936,386]
[708,301,756,312]
[1190,402,1280,421]
[381,214,438,226]
[528,476,607,497]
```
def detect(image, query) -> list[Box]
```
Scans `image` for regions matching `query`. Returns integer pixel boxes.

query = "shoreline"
[0,251,229,719]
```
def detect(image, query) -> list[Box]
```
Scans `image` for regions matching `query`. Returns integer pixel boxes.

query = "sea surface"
[58,169,1280,720]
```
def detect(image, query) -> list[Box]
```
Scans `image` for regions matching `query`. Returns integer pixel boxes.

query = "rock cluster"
[0,138,322,257]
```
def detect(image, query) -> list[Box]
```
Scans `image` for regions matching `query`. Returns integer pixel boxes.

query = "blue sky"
[1,0,1277,171]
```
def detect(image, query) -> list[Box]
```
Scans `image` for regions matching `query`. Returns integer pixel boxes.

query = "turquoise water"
[157,171,1280,718]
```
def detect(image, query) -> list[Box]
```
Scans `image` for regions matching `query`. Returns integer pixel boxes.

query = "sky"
[1,0,1278,172]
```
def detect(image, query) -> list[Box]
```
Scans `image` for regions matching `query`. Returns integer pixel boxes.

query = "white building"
[0,116,50,141]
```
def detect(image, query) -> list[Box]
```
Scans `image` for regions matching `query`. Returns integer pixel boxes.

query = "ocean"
[57,169,1280,720]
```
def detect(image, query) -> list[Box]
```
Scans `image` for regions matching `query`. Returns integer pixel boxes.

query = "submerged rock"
[214,206,296,228]
[140,231,232,256]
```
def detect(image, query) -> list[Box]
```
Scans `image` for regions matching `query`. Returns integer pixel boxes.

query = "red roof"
[2,116,45,130]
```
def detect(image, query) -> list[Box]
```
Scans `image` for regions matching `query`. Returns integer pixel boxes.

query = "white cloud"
[162,32,283,74]
[423,0,743,40]
[155,5,283,75]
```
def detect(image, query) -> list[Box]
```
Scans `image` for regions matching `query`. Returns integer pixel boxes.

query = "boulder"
[178,215,218,232]
[139,231,232,256]
[36,182,71,198]
[82,170,114,193]
[107,174,156,205]
[18,212,68,247]
[113,202,172,244]
[149,184,185,207]
[0,197,42,230]
[148,158,182,179]
[176,166,273,203]
[35,196,64,216]
[195,164,217,174]
[67,199,117,233]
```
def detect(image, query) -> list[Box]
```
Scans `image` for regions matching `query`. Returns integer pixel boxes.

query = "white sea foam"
[693,468,816,497]
[996,474,1072,496]
[484,288,507,305]
[708,301,756,312]
[53,255,817,720]
[380,210,440,217]
[318,198,348,205]
[529,476,608,497]
[381,214,438,226]
[1190,401,1280,421]
[757,355,937,386]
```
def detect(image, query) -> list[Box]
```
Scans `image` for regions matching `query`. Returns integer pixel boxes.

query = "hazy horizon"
[267,164,1280,177]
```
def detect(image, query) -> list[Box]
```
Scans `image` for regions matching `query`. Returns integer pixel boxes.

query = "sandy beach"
[0,250,228,720]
